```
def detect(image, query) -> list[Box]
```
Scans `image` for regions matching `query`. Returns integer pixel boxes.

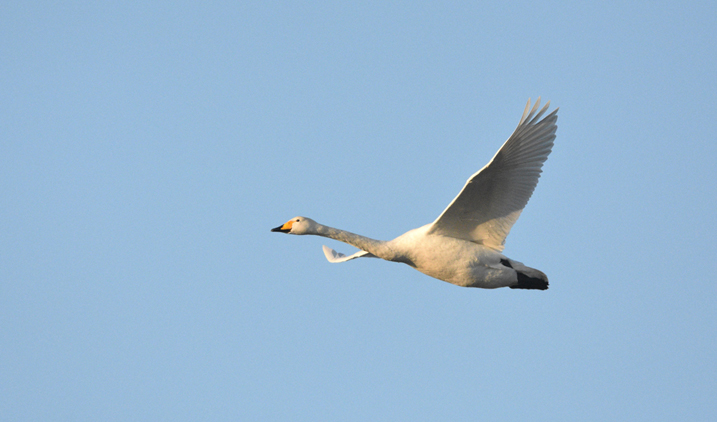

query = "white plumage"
[272,98,558,289]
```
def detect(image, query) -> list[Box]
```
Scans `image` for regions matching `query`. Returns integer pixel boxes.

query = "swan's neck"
[313,223,394,260]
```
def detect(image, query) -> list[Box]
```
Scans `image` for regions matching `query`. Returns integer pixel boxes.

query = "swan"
[272,98,558,290]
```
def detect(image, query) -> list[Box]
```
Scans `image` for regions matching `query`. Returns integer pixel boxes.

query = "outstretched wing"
[322,245,376,263]
[427,98,558,251]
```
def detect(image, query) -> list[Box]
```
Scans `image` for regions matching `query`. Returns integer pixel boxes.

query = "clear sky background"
[2,1,716,421]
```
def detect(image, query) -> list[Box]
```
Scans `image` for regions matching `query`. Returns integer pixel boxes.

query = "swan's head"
[271,216,316,235]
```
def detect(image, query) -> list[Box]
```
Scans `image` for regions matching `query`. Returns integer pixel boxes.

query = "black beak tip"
[271,225,288,233]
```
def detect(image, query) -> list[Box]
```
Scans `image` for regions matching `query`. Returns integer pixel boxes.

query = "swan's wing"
[427,98,558,251]
[322,245,376,263]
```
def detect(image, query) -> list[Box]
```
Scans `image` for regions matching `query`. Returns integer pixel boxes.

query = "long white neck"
[312,223,395,260]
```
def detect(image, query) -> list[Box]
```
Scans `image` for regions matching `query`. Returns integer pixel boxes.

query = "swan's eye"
[296,219,300,222]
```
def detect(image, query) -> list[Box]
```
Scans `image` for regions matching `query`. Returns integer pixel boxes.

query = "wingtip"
[520,99,532,124]
[322,245,346,263]
[322,245,335,261]
[520,97,558,125]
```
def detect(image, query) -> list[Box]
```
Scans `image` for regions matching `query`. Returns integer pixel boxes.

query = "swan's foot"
[510,271,549,290]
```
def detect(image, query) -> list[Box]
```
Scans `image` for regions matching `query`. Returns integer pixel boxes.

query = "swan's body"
[272,98,558,290]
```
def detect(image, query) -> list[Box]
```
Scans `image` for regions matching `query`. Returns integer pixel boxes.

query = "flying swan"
[272,98,558,289]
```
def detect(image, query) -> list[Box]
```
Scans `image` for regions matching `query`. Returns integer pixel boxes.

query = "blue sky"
[2,1,716,420]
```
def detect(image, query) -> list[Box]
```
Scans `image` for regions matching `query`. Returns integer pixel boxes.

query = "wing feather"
[427,98,558,251]
[322,245,376,263]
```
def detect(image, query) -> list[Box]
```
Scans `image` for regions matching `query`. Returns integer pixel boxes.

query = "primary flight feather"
[272,98,558,289]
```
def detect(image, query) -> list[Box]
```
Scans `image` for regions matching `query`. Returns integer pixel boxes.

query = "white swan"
[272,98,558,289]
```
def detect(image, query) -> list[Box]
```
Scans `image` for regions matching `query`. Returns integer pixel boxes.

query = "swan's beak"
[271,221,292,233]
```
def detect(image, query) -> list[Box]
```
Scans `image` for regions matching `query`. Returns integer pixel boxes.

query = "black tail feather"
[510,271,549,290]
